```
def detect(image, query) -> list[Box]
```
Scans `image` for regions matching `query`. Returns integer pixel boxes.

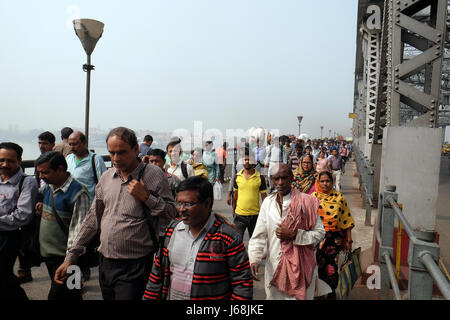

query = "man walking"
[288,144,303,172]
[328,149,345,191]
[0,142,38,300]
[53,127,73,157]
[35,151,90,300]
[138,135,153,159]
[202,141,220,185]
[215,142,228,183]
[17,131,56,283]
[253,138,266,178]
[143,176,253,300]
[232,150,267,240]
[248,164,327,300]
[38,131,56,154]
[144,148,180,199]
[55,127,177,300]
[66,131,107,203]
[264,136,287,190]
[66,131,106,281]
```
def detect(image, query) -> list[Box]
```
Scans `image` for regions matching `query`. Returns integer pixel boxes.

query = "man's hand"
[128,179,149,203]
[276,225,297,241]
[35,202,43,215]
[250,263,260,281]
[227,193,232,206]
[54,261,71,284]
[141,155,150,164]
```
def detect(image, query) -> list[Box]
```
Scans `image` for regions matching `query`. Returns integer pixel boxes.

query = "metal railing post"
[408,231,440,300]
[379,185,398,298]
[365,162,374,226]
[420,252,450,300]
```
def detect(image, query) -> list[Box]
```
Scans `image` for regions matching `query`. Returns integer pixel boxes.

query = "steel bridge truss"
[382,0,448,128]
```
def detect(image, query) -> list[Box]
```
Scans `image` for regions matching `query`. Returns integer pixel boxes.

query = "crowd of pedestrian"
[0,127,354,301]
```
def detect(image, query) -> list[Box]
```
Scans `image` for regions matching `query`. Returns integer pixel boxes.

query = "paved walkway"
[15,159,376,300]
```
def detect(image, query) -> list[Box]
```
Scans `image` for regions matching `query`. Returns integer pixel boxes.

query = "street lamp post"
[297,116,303,137]
[73,19,104,147]
[320,126,323,139]
[329,129,332,138]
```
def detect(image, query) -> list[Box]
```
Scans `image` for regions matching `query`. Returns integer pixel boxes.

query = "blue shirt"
[0,168,38,231]
[138,143,152,158]
[66,151,107,203]
[202,151,220,183]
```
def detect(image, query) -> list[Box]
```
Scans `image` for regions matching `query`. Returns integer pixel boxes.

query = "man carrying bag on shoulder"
[55,127,177,300]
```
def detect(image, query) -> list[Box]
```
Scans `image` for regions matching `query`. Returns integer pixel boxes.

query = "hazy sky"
[1,0,359,140]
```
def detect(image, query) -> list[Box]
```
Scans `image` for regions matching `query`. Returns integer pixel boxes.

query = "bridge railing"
[354,146,374,226]
[21,155,113,172]
[22,154,235,182]
[377,185,450,300]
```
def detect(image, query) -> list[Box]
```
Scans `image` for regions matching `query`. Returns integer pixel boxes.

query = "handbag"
[335,247,362,300]
[49,188,99,268]
[213,182,223,200]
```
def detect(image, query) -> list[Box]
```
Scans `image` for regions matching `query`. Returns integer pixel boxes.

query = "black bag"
[137,164,162,253]
[76,153,101,268]
[18,175,43,267]
[49,188,99,268]
[78,198,101,269]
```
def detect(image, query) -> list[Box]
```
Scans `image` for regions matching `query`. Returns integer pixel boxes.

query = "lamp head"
[73,19,104,55]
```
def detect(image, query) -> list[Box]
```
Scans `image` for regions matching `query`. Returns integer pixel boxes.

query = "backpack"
[180,161,188,179]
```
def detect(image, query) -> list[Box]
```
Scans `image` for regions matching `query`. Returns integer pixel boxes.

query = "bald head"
[68,131,89,158]
[269,163,292,178]
[270,163,293,196]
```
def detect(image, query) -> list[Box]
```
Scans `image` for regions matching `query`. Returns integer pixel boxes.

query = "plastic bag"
[213,182,223,200]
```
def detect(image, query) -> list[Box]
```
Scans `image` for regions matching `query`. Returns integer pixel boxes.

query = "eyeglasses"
[175,200,201,209]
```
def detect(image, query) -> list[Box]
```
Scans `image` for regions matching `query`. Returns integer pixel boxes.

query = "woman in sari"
[312,171,354,299]
[189,148,209,179]
[291,154,317,194]
[315,150,331,173]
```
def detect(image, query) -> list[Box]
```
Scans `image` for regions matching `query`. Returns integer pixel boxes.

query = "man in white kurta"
[248,164,329,300]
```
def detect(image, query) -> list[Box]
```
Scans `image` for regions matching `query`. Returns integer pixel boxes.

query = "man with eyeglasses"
[54,127,176,300]
[144,176,253,300]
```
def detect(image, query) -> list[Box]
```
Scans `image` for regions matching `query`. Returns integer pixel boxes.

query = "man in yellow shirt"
[232,149,267,240]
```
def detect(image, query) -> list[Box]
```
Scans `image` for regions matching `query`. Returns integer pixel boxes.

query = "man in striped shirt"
[288,144,303,172]
[55,127,177,300]
[144,176,253,300]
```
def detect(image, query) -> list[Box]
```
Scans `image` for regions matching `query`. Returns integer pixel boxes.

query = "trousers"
[0,231,28,300]
[99,252,154,300]
[44,255,83,300]
[233,214,259,240]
